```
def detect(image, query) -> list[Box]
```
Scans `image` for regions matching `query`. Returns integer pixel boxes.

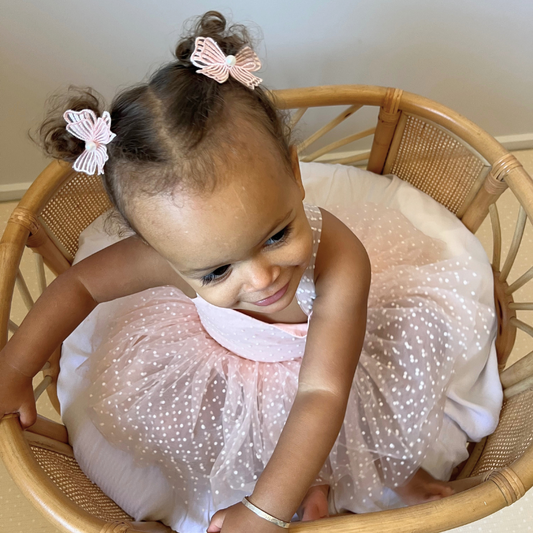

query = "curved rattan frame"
[1,85,533,533]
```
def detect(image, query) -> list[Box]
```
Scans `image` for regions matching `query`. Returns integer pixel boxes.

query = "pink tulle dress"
[74,202,496,524]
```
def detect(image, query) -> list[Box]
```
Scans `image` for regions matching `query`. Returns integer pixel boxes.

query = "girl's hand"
[208,502,285,533]
[0,357,37,428]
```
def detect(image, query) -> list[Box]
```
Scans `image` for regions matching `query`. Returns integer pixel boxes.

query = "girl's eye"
[201,265,231,286]
[265,224,292,246]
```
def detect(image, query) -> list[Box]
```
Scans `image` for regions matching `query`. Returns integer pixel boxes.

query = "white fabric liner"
[58,162,502,531]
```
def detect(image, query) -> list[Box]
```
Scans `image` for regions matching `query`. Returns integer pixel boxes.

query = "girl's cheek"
[196,285,237,309]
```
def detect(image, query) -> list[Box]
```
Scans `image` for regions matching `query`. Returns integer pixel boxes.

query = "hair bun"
[37,87,105,162]
[175,11,255,67]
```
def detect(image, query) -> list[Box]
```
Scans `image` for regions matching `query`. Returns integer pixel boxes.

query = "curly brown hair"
[38,11,292,229]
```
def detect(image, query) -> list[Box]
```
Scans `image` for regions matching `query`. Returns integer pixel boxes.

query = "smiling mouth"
[253,283,290,307]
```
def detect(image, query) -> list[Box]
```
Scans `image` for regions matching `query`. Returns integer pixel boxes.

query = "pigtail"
[37,87,105,163]
[175,11,257,66]
[148,11,272,154]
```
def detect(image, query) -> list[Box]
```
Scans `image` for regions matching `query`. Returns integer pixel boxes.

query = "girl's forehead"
[133,168,302,270]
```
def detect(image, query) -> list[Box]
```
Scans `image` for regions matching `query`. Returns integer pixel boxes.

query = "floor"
[1,149,533,532]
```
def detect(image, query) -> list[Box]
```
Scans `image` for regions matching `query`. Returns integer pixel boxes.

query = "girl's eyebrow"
[254,209,293,247]
[182,209,294,276]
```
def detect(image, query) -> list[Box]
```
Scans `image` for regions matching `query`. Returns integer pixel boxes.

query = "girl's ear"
[290,145,305,200]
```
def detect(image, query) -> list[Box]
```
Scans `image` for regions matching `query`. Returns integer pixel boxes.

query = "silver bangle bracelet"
[241,496,290,529]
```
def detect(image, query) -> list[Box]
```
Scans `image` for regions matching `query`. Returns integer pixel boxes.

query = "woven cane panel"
[39,171,112,260]
[390,115,486,214]
[30,445,132,522]
[471,388,533,476]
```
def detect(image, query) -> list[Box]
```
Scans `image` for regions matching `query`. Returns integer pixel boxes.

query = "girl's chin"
[234,300,289,314]
[252,299,291,314]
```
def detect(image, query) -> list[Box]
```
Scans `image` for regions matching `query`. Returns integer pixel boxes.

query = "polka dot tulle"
[78,203,495,517]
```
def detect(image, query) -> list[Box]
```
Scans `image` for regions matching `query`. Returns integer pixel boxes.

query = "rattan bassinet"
[1,85,533,533]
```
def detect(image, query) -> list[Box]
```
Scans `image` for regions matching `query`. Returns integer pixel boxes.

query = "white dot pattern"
[76,202,496,524]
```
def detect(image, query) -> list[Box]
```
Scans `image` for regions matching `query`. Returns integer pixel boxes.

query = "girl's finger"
[207,510,225,532]
[18,402,37,429]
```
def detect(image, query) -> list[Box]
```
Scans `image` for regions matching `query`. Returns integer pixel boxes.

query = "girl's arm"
[0,236,192,427]
[221,208,371,530]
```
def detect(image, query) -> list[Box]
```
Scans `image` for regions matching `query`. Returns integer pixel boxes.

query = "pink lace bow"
[191,36,262,89]
[63,109,116,175]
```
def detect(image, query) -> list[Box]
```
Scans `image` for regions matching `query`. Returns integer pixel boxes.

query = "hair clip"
[63,109,116,175]
[191,36,262,89]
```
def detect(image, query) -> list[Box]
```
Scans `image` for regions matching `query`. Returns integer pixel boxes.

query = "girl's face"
[132,132,313,315]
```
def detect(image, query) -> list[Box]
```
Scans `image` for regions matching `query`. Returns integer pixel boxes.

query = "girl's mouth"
[253,282,289,306]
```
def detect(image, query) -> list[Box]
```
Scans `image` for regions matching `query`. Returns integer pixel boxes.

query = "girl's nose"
[246,258,281,292]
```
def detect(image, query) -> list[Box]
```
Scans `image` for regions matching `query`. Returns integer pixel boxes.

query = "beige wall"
[2,0,533,190]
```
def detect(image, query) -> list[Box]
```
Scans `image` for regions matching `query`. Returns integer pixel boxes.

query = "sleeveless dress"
[74,202,497,525]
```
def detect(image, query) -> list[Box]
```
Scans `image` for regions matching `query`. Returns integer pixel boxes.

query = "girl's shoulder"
[71,236,195,303]
[313,207,371,299]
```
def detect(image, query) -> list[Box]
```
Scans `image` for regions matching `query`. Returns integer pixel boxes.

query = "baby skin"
[298,468,454,521]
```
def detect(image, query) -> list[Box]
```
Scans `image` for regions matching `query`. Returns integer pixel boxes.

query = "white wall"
[1,0,532,193]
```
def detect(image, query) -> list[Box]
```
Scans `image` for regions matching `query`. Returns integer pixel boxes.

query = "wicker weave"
[471,388,533,476]
[389,115,487,214]
[39,171,112,261]
[30,445,132,522]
